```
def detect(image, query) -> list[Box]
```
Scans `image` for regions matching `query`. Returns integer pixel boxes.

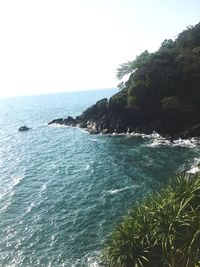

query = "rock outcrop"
[48,116,77,126]
[19,126,30,131]
[48,94,200,138]
[48,22,200,138]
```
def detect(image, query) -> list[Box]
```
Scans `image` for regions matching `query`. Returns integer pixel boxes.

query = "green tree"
[116,50,151,80]
[160,39,175,50]
[113,22,200,112]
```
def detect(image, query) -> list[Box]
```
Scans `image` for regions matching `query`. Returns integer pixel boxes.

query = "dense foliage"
[115,22,200,112]
[102,173,200,267]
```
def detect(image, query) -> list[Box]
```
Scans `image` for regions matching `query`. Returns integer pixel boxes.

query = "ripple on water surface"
[0,91,200,267]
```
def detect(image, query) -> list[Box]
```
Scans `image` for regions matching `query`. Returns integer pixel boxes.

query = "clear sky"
[0,0,199,98]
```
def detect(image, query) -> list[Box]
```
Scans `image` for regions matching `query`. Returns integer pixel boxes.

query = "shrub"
[102,173,200,267]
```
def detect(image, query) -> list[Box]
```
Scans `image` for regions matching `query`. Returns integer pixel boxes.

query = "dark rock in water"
[79,121,87,128]
[48,98,109,132]
[19,126,30,131]
[48,116,78,126]
[48,92,200,138]
[73,97,133,134]
[47,23,200,138]
[63,116,77,126]
[48,118,64,125]
[76,98,109,123]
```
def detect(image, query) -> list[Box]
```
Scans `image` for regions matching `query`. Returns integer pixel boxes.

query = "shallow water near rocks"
[0,89,200,267]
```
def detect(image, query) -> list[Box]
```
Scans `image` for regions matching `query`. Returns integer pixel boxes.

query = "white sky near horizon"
[0,0,199,98]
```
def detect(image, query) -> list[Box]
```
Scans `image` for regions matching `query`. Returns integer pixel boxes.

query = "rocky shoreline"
[48,96,200,139]
[49,22,200,140]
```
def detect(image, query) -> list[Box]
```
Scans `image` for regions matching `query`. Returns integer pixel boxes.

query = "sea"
[0,88,200,267]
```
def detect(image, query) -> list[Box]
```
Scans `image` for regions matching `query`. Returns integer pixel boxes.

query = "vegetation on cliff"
[49,22,200,136]
[115,22,200,111]
[102,173,200,267]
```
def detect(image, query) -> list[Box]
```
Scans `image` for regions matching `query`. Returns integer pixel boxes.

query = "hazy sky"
[0,0,199,97]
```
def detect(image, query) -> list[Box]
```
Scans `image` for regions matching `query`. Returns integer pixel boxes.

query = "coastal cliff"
[48,93,200,138]
[49,22,200,138]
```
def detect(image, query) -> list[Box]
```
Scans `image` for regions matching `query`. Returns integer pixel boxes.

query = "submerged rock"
[19,126,30,131]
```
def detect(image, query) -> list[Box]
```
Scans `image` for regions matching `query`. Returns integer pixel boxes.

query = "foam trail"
[0,175,24,201]
[106,184,140,195]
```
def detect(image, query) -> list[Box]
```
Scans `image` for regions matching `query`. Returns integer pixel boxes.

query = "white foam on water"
[129,131,161,139]
[85,164,91,171]
[129,131,146,137]
[138,132,171,147]
[10,175,24,189]
[187,166,200,174]
[72,253,100,267]
[92,138,100,142]
[145,138,170,147]
[26,202,36,213]
[48,123,69,128]
[172,138,198,148]
[41,182,47,192]
[85,253,101,267]
[106,184,140,195]
[187,158,200,174]
[104,132,126,137]
[99,130,200,149]
[103,130,161,138]
[146,131,161,138]
[88,260,100,267]
[142,134,200,148]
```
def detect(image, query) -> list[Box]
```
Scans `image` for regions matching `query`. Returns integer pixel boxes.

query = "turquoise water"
[0,89,200,267]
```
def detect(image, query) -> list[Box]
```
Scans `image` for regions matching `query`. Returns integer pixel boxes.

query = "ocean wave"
[24,182,48,215]
[0,175,25,214]
[0,175,24,202]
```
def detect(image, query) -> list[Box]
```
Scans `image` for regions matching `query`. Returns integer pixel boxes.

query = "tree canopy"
[115,22,200,111]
